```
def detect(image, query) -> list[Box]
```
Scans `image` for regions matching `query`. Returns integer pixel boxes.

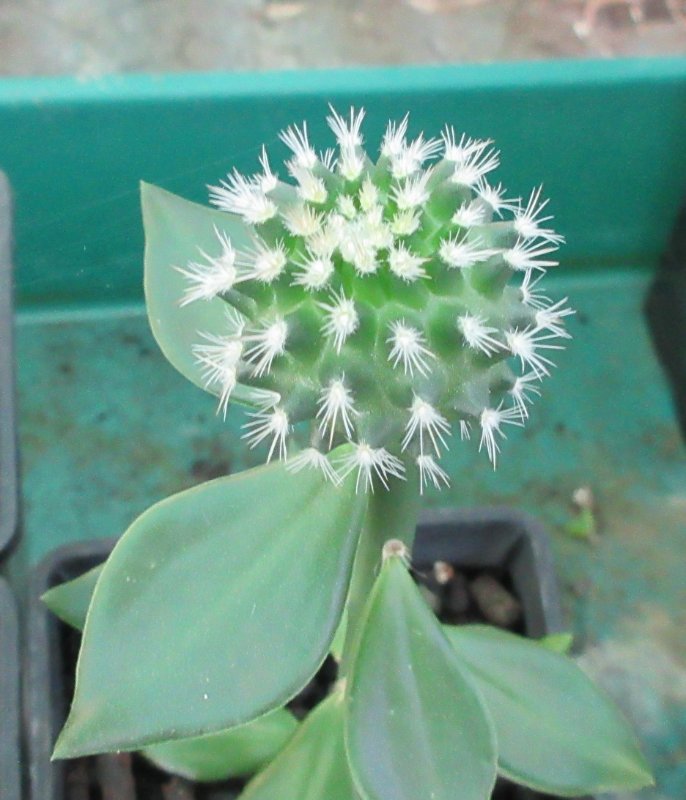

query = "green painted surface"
[1,59,686,310]
[4,59,686,797]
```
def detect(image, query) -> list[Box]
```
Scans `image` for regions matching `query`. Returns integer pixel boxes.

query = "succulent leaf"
[42,563,103,631]
[142,708,298,783]
[345,552,497,800]
[444,624,654,795]
[241,693,357,800]
[43,564,300,783]
[53,453,367,758]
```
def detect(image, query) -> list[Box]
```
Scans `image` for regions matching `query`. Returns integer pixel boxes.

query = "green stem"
[339,468,421,678]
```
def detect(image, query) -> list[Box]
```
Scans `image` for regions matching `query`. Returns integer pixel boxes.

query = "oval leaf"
[444,624,654,796]
[346,556,497,800]
[242,694,358,800]
[54,457,367,758]
[141,182,272,408]
[42,564,104,631]
[44,563,298,781]
[143,707,298,782]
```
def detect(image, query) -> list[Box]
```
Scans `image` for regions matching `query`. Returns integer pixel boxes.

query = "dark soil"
[414,560,523,631]
[58,561,547,800]
[65,753,245,800]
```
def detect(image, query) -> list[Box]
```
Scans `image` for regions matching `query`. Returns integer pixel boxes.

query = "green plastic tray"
[2,58,685,797]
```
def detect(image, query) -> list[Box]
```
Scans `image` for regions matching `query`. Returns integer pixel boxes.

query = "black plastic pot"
[646,200,686,440]
[1,577,21,800]
[0,174,21,800]
[26,509,583,800]
[0,171,18,556]
[414,507,564,639]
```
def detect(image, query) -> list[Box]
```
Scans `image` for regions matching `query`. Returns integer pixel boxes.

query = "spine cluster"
[177,107,572,492]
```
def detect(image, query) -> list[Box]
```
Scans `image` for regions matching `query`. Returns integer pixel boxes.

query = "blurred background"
[2,5,686,800]
[1,0,685,77]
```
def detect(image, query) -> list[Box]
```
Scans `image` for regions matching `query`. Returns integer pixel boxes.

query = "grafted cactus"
[176,107,571,492]
[46,107,652,800]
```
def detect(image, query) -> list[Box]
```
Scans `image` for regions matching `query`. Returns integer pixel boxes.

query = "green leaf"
[143,707,298,782]
[538,631,574,655]
[444,624,654,796]
[43,562,299,782]
[242,694,358,800]
[141,182,273,408]
[346,556,497,800]
[564,507,597,540]
[54,456,367,758]
[42,564,104,630]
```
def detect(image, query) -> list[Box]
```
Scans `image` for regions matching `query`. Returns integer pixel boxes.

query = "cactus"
[45,108,653,800]
[177,107,571,491]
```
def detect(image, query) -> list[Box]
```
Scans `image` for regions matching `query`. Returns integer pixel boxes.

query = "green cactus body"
[179,108,570,493]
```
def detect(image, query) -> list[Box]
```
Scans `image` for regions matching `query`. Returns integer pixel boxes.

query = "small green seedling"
[45,108,653,800]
